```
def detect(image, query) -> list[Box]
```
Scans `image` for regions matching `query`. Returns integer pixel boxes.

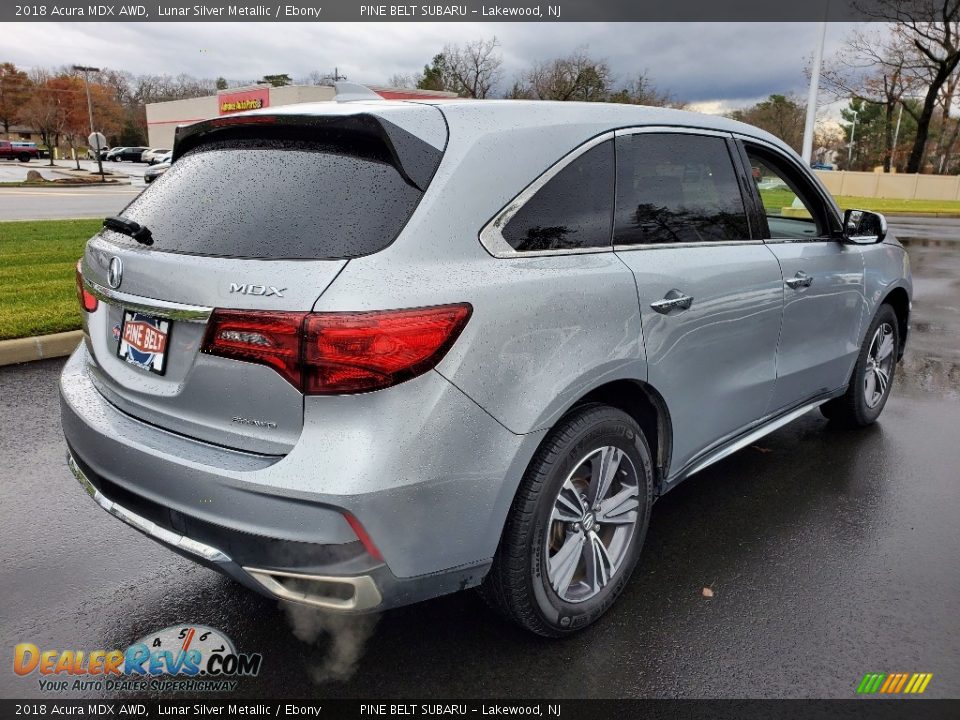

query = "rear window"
[114,136,427,259]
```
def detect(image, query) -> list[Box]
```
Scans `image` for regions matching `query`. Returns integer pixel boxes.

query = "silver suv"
[62,96,912,636]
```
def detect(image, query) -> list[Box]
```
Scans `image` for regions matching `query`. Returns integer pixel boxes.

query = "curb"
[0,330,82,367]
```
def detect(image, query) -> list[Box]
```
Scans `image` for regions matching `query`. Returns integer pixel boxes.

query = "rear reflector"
[75,260,98,313]
[200,304,471,395]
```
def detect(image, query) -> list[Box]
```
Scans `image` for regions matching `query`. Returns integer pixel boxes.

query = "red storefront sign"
[218,88,270,115]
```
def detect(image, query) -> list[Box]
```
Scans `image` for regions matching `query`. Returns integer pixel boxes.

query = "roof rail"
[334,82,384,103]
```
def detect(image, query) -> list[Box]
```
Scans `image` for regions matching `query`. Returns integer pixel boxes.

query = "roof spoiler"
[171,112,442,191]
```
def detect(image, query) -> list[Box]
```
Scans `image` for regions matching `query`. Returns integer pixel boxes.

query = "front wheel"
[821,304,900,427]
[17,153,30,163]
[481,404,653,636]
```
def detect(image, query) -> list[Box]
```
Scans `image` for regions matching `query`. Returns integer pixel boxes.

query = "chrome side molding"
[671,397,832,483]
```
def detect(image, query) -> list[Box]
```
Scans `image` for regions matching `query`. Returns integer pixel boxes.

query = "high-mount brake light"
[200,304,472,395]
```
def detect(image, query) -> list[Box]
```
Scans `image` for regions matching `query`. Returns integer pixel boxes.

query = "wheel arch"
[563,379,673,496]
[881,285,910,360]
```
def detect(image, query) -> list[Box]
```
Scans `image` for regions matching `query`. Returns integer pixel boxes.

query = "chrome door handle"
[650,290,693,314]
[785,271,813,289]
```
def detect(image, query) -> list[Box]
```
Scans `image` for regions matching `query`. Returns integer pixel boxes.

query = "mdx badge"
[229,283,285,298]
[107,257,123,289]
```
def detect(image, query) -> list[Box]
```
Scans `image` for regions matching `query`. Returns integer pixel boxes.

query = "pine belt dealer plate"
[116,310,171,375]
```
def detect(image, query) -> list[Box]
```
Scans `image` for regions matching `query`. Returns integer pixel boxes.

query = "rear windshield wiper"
[103,216,153,246]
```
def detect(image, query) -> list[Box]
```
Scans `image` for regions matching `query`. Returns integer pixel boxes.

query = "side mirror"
[843,209,887,244]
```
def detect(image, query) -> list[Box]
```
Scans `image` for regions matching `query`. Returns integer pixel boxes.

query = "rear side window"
[615,133,749,246]
[115,136,426,259]
[502,139,614,252]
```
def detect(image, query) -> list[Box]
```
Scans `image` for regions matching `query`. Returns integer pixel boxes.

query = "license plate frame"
[116,310,172,376]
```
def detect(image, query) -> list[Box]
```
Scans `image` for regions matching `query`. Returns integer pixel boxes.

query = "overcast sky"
[9,22,871,114]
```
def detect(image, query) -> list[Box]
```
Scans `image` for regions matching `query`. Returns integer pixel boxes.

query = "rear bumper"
[60,344,535,611]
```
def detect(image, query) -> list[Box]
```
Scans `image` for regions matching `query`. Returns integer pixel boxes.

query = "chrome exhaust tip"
[243,567,382,612]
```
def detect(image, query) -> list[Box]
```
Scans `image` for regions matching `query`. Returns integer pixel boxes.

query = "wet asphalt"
[1,231,958,700]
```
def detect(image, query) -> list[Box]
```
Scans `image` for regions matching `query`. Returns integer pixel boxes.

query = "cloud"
[8,21,869,109]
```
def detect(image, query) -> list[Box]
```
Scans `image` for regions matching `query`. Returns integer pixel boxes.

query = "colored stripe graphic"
[857,672,933,694]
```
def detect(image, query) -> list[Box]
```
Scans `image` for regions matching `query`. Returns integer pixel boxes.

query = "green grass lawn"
[0,219,100,341]
[835,195,960,214]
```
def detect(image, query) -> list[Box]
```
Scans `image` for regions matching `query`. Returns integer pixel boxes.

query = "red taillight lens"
[201,310,308,388]
[199,304,472,395]
[75,260,98,313]
[303,304,472,394]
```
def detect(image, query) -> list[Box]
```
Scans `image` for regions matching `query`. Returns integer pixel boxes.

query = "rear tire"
[481,404,653,636]
[821,304,899,427]
[17,153,30,163]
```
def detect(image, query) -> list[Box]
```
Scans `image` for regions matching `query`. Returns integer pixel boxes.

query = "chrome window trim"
[613,126,732,139]
[479,131,616,259]
[84,278,212,322]
[614,239,763,252]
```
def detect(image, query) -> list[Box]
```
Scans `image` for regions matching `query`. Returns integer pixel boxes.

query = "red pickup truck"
[0,140,41,162]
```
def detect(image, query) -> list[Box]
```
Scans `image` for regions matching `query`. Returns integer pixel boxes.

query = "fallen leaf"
[751,445,773,453]
[702,587,715,598]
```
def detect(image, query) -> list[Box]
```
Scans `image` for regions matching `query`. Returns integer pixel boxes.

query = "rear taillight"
[75,260,98,313]
[201,310,308,388]
[200,304,471,395]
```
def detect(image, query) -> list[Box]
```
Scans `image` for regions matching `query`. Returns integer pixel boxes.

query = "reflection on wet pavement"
[896,237,960,400]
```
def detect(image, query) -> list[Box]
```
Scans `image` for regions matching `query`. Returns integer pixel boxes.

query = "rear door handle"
[650,290,693,314]
[785,271,813,289]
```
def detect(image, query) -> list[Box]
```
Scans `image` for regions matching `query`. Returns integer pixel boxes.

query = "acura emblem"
[107,257,123,289]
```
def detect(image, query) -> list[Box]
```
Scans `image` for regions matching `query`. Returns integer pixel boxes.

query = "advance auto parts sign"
[219,88,269,115]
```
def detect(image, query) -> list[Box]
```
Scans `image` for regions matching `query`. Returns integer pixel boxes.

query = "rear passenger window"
[502,139,614,252]
[614,133,750,246]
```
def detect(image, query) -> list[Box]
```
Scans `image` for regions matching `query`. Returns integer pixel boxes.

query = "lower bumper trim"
[68,452,231,563]
[67,451,383,612]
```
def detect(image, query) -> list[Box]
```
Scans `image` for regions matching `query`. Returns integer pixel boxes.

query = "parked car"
[88,146,109,161]
[107,146,148,162]
[143,157,170,183]
[64,99,912,636]
[141,148,170,164]
[0,139,40,162]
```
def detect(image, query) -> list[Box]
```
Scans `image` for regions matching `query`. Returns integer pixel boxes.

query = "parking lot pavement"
[0,236,958,700]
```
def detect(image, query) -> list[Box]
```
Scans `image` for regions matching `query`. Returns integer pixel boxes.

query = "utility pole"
[847,109,859,167]
[72,64,105,182]
[891,103,904,172]
[801,21,828,165]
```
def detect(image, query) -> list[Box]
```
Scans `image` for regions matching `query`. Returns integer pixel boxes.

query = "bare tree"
[442,38,503,98]
[387,73,414,89]
[862,2,960,172]
[823,28,919,170]
[608,71,679,107]
[522,49,612,101]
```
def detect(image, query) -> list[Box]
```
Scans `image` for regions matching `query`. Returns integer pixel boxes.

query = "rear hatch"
[78,105,446,454]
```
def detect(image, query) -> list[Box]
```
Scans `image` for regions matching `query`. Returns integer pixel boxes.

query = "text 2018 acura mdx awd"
[62,91,912,636]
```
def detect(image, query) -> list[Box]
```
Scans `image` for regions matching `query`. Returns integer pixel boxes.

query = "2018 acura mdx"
[62,86,912,635]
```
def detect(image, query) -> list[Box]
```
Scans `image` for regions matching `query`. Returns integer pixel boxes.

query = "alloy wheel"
[545,446,640,603]
[864,322,895,409]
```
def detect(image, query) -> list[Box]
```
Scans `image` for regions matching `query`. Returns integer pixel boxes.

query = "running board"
[669,397,832,484]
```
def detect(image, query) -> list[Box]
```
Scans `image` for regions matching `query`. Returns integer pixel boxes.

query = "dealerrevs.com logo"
[13,625,262,693]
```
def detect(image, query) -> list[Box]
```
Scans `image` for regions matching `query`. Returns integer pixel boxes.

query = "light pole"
[801,20,828,164]
[891,103,904,172]
[72,64,105,181]
[847,109,859,168]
